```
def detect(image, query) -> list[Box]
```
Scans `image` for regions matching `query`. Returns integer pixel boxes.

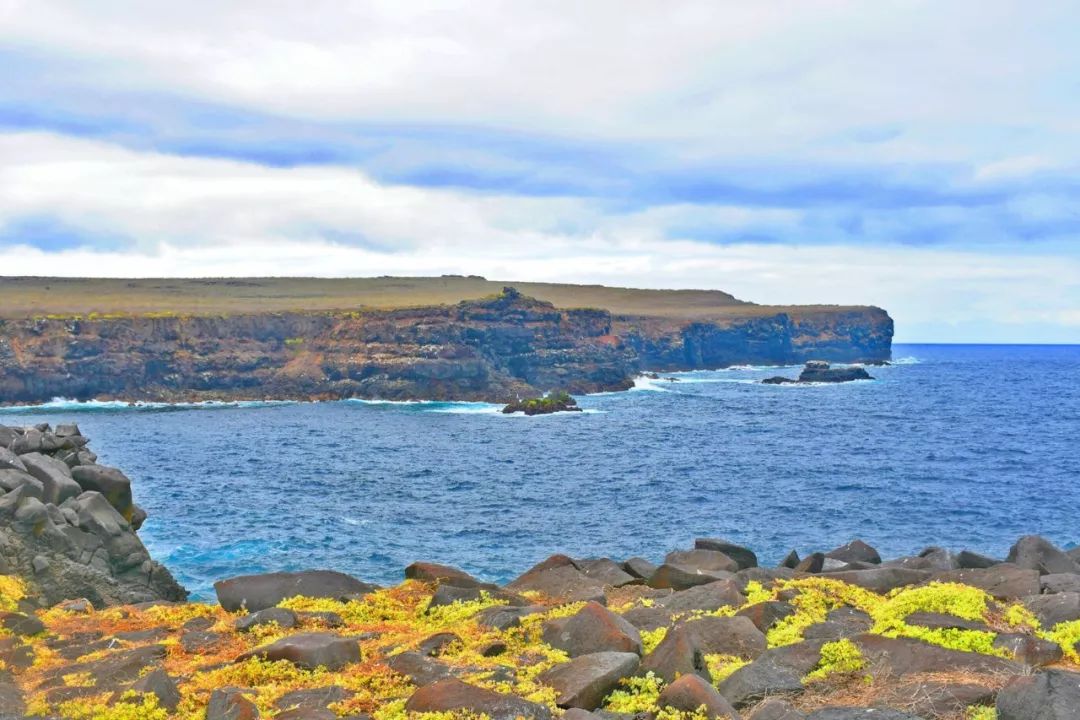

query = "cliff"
[0,283,893,404]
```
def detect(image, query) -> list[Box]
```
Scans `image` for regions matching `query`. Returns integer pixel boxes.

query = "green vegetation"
[501,391,581,415]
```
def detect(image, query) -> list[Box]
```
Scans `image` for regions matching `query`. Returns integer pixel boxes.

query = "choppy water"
[4,344,1078,600]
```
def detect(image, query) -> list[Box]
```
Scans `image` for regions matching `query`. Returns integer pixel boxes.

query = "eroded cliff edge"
[0,287,892,404]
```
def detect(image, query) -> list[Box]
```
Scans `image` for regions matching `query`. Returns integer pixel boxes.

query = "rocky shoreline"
[0,288,893,406]
[3,426,1078,720]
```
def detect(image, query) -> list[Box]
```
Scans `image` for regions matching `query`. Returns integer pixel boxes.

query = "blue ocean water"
[3,344,1078,600]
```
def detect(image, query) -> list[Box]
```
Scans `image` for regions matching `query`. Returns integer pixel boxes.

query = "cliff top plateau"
[0,276,882,321]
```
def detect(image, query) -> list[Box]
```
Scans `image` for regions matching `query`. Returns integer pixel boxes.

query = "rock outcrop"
[0,287,892,404]
[0,423,186,607]
[763,361,874,385]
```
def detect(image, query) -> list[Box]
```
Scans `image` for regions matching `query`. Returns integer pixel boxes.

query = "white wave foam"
[0,397,296,413]
[891,356,921,365]
[631,375,674,392]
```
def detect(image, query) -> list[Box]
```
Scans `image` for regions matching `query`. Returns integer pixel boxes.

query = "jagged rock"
[695,538,758,570]
[820,568,930,593]
[506,560,605,603]
[387,651,455,686]
[996,669,1080,720]
[0,611,45,636]
[736,601,796,633]
[794,553,825,574]
[825,540,881,565]
[620,605,674,631]
[666,548,740,574]
[405,679,553,720]
[577,558,637,587]
[1041,573,1080,594]
[932,564,1041,600]
[643,616,765,683]
[215,570,378,612]
[993,633,1064,666]
[237,633,361,671]
[0,448,26,472]
[656,673,741,719]
[718,640,826,708]
[903,611,989,632]
[235,607,299,632]
[1007,536,1080,576]
[70,465,134,519]
[538,651,640,710]
[1021,592,1080,627]
[475,604,545,630]
[426,583,482,610]
[623,557,658,580]
[657,579,745,614]
[957,550,999,568]
[127,668,181,712]
[649,563,733,591]
[0,470,43,500]
[417,632,460,657]
[735,567,794,592]
[405,561,482,587]
[852,634,1023,676]
[19,453,81,505]
[543,601,642,657]
[206,688,260,720]
[779,550,801,570]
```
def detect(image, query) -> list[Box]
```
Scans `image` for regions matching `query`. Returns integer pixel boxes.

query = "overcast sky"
[1,1,1078,342]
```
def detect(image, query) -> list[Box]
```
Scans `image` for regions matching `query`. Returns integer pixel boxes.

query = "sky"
[0,1,1078,343]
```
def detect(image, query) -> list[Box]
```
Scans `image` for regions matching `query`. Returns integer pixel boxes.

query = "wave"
[891,356,921,365]
[630,375,675,392]
[0,397,297,414]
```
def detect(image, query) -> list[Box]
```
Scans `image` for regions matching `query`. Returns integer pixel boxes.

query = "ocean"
[3,343,1077,600]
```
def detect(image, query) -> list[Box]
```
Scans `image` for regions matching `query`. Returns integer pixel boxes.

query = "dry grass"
[0,276,876,320]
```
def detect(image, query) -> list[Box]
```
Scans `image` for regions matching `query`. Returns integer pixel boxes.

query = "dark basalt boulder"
[825,539,881,565]
[70,464,134,519]
[1021,592,1080,627]
[996,669,1080,720]
[718,640,826,708]
[932,564,1041,600]
[576,558,637,587]
[542,601,642,657]
[657,673,741,720]
[387,651,455,686]
[656,579,746,614]
[404,561,482,588]
[506,560,605,603]
[1041,573,1080,594]
[695,538,759,569]
[1006,535,1080,576]
[235,607,299,632]
[405,679,553,720]
[749,699,805,720]
[642,616,766,683]
[206,688,260,720]
[649,563,734,591]
[538,651,640,710]
[993,633,1064,666]
[236,632,361,671]
[214,570,378,612]
[852,634,1023,676]
[805,710,922,720]
[762,361,873,385]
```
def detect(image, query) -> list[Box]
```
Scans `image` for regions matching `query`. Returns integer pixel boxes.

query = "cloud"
[0,131,1077,343]
[0,3,1078,341]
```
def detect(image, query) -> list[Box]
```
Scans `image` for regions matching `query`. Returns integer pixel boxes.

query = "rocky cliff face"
[0,423,186,607]
[0,288,892,404]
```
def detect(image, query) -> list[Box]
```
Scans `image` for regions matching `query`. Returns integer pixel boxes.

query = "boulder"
[71,465,133,518]
[796,362,873,383]
[543,601,642,657]
[640,624,706,682]
[405,562,482,587]
[736,601,796,633]
[426,583,482,610]
[643,615,766,682]
[206,688,260,720]
[387,651,455,686]
[274,686,348,712]
[932,564,1041,600]
[236,633,360,671]
[405,679,552,720]
[538,651,640,710]
[657,579,746,614]
[1041,573,1080,595]
[127,668,181,712]
[623,557,658,580]
[417,632,460,657]
[666,549,740,574]
[695,538,758,570]
[957,549,1000,569]
[507,562,605,603]
[657,673,741,719]
[235,607,299,632]
[620,605,674,631]
[779,550,801,570]
[853,634,1023,676]
[1007,536,1080,576]
[1021,592,1080,627]
[996,669,1080,720]
[576,558,637,587]
[993,633,1063,666]
[475,605,545,630]
[794,553,825,574]
[0,612,45,636]
[903,611,989,632]
[820,568,929,593]
[825,540,881,565]
[718,640,826,709]
[0,448,26,472]
[0,470,44,501]
[892,680,995,718]
[214,570,378,612]
[649,563,733,591]
[19,453,81,505]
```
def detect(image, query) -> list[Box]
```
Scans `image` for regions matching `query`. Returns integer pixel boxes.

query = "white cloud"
[1,131,1077,343]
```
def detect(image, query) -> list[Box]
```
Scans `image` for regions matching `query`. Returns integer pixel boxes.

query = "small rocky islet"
[762,362,875,386]
[2,425,1079,719]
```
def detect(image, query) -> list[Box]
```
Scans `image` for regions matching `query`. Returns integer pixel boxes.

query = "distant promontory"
[0,276,893,404]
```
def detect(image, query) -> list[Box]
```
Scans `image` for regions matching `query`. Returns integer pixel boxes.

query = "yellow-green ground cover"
[2,574,1077,720]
